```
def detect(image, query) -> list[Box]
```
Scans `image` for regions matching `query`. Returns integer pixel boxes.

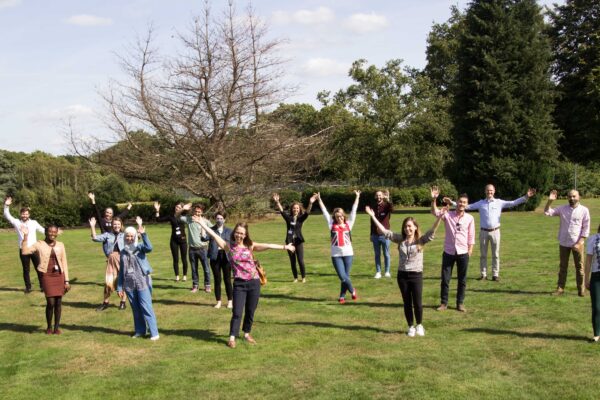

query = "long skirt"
[104,252,120,295]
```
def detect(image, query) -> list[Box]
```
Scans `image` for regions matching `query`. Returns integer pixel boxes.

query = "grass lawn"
[1,198,600,399]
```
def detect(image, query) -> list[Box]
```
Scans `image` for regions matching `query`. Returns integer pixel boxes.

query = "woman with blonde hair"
[366,206,446,337]
[317,190,361,304]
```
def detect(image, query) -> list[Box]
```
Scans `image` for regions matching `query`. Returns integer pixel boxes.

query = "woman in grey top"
[366,206,446,337]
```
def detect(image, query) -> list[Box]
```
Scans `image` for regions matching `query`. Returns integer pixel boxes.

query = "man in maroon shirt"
[370,190,393,278]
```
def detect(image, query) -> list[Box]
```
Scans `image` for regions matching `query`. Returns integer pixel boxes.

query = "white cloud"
[0,0,21,10]
[271,7,334,25]
[65,14,113,27]
[343,12,389,34]
[30,104,94,123]
[301,58,348,77]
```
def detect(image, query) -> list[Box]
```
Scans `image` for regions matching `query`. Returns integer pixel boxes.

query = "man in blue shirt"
[446,185,535,281]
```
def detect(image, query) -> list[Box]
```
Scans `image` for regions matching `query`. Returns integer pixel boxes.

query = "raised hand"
[272,193,280,203]
[154,201,160,212]
[89,217,96,226]
[548,190,557,201]
[442,196,453,206]
[138,225,145,235]
[127,202,133,210]
[527,188,537,198]
[309,193,318,203]
[383,190,390,201]
[353,190,361,198]
[365,205,375,217]
[431,186,439,199]
[135,216,143,227]
[182,202,192,211]
[87,192,95,203]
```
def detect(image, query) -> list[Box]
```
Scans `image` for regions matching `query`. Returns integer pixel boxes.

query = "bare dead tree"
[71,1,325,211]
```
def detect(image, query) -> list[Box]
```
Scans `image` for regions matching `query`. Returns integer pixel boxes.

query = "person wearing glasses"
[431,186,475,312]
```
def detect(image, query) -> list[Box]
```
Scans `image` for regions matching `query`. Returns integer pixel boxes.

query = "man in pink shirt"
[431,186,475,312]
[544,189,590,296]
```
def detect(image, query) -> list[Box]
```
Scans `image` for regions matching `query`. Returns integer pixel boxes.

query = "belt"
[481,227,500,232]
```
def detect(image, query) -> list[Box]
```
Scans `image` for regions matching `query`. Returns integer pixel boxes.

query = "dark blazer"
[208,226,232,260]
[280,211,309,244]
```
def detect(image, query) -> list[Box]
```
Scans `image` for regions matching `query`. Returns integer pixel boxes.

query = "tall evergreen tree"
[450,0,558,207]
[548,0,600,164]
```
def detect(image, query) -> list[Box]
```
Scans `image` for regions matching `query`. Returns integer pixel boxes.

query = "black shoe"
[119,301,126,310]
[492,276,500,282]
[476,275,487,281]
[24,288,32,294]
[96,303,109,312]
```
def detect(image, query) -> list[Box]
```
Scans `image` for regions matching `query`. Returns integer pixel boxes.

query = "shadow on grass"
[0,322,41,333]
[63,301,107,309]
[0,287,26,292]
[159,328,223,343]
[272,320,397,334]
[151,283,191,290]
[468,288,551,295]
[153,299,213,307]
[463,327,587,342]
[61,323,129,336]
[261,293,328,302]
[69,278,103,287]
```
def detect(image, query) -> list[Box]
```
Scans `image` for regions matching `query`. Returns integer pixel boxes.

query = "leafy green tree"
[548,0,600,164]
[450,0,558,208]
[320,59,451,185]
[0,150,17,199]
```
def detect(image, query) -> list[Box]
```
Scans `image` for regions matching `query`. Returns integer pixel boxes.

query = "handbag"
[254,258,267,286]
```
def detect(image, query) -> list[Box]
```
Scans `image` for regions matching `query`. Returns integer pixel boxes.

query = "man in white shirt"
[4,196,45,293]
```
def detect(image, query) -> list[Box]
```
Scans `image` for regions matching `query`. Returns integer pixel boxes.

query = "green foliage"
[551,161,600,197]
[450,0,558,210]
[548,0,600,164]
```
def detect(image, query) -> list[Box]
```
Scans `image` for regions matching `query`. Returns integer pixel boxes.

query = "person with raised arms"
[370,190,393,279]
[90,216,127,311]
[366,205,446,337]
[431,186,475,313]
[208,211,233,309]
[272,193,318,283]
[3,196,45,293]
[154,201,188,282]
[117,217,159,341]
[193,215,294,348]
[87,192,132,234]
[176,203,212,293]
[317,190,361,304]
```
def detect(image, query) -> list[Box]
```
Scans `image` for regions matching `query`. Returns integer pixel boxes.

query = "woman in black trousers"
[154,202,188,282]
[272,193,318,283]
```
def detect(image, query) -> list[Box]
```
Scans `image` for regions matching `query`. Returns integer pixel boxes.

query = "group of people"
[3,183,599,344]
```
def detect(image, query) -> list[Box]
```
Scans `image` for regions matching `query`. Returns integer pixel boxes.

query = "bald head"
[485,184,495,200]
[568,190,580,207]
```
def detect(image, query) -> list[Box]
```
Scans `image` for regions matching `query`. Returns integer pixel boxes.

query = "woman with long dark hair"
[154,201,188,282]
[21,224,70,334]
[194,216,294,348]
[316,190,361,304]
[366,206,446,337]
[272,193,318,283]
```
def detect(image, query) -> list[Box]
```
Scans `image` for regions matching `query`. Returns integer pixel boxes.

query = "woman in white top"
[317,190,360,304]
[366,206,446,337]
[585,224,600,342]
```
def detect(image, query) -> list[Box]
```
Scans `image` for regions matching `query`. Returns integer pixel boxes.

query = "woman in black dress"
[154,201,188,282]
[272,193,318,283]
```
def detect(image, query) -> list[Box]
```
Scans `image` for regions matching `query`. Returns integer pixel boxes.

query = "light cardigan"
[22,240,69,281]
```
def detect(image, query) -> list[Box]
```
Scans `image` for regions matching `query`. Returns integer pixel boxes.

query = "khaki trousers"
[558,245,584,293]
[479,229,500,277]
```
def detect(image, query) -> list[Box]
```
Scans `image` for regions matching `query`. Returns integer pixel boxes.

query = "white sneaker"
[131,333,143,339]
[227,300,233,309]
[150,335,160,341]
[214,301,222,309]
[416,324,425,336]
[374,272,382,279]
[384,272,391,278]
[407,326,416,337]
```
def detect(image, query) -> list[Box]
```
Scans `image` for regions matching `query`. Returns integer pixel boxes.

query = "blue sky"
[0,0,563,155]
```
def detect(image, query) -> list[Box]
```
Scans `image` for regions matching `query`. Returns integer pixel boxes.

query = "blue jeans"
[189,247,210,288]
[331,256,354,298]
[125,287,158,337]
[371,234,391,274]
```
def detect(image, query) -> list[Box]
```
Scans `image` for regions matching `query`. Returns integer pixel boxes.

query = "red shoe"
[45,328,53,335]
[53,328,62,335]
[338,297,346,304]
[351,289,357,300]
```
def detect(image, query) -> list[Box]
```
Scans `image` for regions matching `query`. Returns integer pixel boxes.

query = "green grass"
[1,199,600,399]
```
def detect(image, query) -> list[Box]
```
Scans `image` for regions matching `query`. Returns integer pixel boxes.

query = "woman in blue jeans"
[117,217,159,341]
[317,190,361,304]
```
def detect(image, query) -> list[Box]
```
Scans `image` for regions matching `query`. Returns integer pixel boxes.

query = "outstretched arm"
[365,205,389,236]
[272,193,284,213]
[317,193,332,226]
[3,196,18,226]
[431,186,439,215]
[252,242,295,252]
[89,217,98,240]
[544,190,557,214]
[305,193,318,214]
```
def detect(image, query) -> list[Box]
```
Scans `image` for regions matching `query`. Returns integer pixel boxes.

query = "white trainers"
[416,324,425,336]
[407,326,416,337]
[227,300,233,309]
[374,272,382,279]
[150,335,160,341]
[384,272,391,278]
[214,301,222,309]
